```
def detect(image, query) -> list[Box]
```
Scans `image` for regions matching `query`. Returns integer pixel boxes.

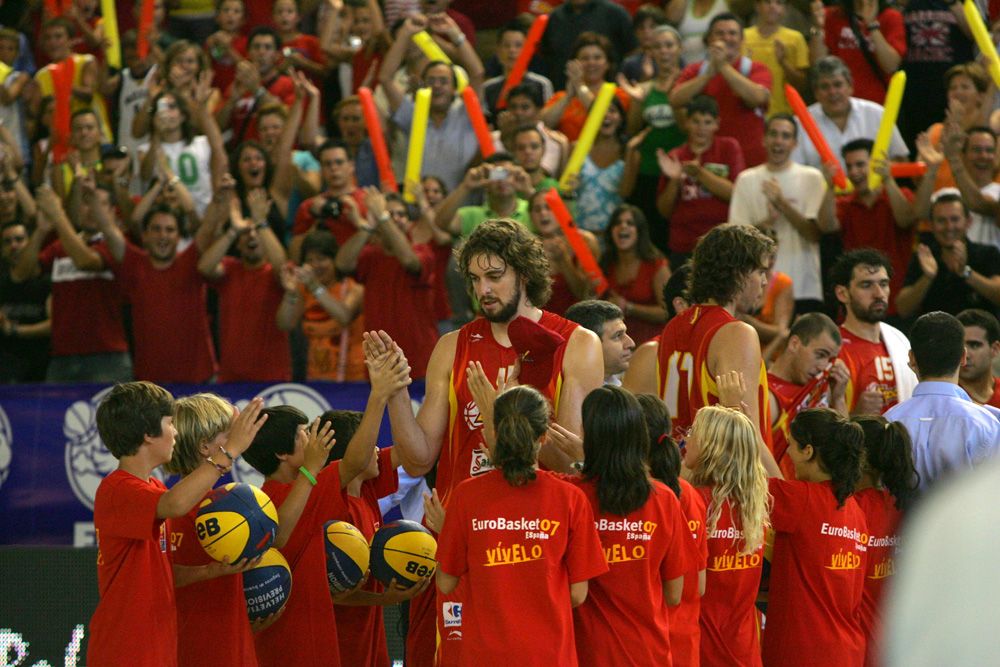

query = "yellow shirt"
[743,26,809,116]
[34,54,113,142]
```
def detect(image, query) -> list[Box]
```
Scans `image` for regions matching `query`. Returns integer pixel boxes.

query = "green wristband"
[299,466,317,486]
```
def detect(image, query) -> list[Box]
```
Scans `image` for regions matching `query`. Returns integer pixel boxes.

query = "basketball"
[195,482,278,563]
[242,548,292,622]
[323,520,370,592]
[369,520,438,588]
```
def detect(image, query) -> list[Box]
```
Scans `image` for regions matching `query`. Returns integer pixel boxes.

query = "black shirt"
[902,235,1000,318]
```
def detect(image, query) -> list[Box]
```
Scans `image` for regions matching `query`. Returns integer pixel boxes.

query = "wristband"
[452,32,466,46]
[312,285,326,298]
[376,211,391,224]
[206,455,231,474]
[867,21,880,31]
[299,466,317,486]
[218,446,235,463]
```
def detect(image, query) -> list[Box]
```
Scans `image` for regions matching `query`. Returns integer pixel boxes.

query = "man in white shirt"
[730,113,832,312]
[943,125,1000,251]
[790,56,908,170]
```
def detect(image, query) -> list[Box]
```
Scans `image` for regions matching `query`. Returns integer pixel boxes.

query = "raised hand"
[915,243,938,279]
[716,370,748,412]
[656,148,682,179]
[302,417,337,472]
[367,348,413,401]
[226,397,268,456]
[423,488,445,533]
[546,423,583,462]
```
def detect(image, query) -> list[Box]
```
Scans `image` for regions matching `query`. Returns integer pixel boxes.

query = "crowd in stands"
[0,0,1000,390]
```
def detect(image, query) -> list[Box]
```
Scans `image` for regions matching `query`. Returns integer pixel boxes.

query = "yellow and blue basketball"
[370,520,438,588]
[195,482,278,563]
[323,520,370,592]
[242,548,292,622]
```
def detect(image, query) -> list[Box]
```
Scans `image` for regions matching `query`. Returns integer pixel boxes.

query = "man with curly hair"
[624,223,781,476]
[388,218,604,667]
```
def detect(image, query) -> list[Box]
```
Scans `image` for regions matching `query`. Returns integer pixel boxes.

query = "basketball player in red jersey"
[767,312,850,478]
[623,223,781,476]
[388,219,604,667]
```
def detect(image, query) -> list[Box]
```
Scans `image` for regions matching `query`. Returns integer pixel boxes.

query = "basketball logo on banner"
[0,403,12,490]
[63,387,165,510]
[230,383,333,487]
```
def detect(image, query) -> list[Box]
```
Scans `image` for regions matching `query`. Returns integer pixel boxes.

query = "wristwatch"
[867,21,881,31]
[962,265,973,279]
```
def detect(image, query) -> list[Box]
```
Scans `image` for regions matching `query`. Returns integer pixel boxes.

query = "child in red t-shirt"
[638,394,707,667]
[206,0,249,96]
[272,0,326,81]
[87,382,266,667]
[436,386,608,666]
[851,416,918,667]
[167,393,335,667]
[321,401,433,666]
[763,408,869,667]
[571,386,690,667]
[686,401,770,667]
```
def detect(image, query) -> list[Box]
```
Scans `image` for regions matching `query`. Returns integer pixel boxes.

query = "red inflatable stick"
[137,0,155,59]
[461,87,495,158]
[785,83,848,191]
[358,87,398,192]
[544,188,609,296]
[496,15,549,110]
[50,58,76,164]
[889,162,928,179]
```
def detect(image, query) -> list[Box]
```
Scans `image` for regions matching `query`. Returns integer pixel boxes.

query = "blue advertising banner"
[0,381,425,546]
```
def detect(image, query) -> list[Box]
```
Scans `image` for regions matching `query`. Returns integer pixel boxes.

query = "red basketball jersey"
[838,326,898,414]
[657,305,771,443]
[768,372,831,479]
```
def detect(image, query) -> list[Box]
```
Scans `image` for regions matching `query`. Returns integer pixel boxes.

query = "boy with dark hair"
[88,382,265,667]
[247,338,428,667]
[656,94,745,268]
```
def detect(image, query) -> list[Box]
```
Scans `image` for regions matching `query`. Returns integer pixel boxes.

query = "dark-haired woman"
[763,407,869,667]
[601,204,670,344]
[436,386,608,667]
[570,386,689,667]
[851,416,918,667]
[809,0,905,104]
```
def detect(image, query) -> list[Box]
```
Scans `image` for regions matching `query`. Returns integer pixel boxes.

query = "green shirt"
[639,86,686,176]
[457,198,534,237]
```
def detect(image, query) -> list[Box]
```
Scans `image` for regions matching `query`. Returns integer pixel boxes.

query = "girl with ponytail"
[762,407,868,667]
[435,386,608,667]
[852,416,918,667]
[571,387,691,667]
[636,392,706,667]
[684,404,770,667]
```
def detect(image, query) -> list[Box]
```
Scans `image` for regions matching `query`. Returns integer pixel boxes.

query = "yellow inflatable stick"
[558,82,617,193]
[404,88,431,203]
[867,71,906,193]
[100,0,121,69]
[964,0,1000,87]
[411,31,468,92]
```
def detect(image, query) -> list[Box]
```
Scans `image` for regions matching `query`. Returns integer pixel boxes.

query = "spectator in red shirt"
[215,26,296,149]
[335,187,438,379]
[102,201,218,384]
[205,0,248,95]
[831,138,918,316]
[809,0,906,104]
[198,189,292,382]
[11,184,131,383]
[671,13,772,167]
[291,139,368,260]
[272,0,327,83]
[657,94,745,268]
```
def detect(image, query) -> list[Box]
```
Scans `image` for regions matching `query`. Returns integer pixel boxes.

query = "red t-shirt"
[352,49,384,94]
[255,463,350,667]
[853,487,902,667]
[675,59,771,166]
[660,138,745,254]
[432,241,453,321]
[408,312,580,667]
[209,34,248,99]
[354,242,438,379]
[39,236,127,357]
[336,448,398,667]
[658,305,771,443]
[669,478,708,667]
[982,377,1000,409]
[823,7,907,103]
[292,190,368,246]
[608,257,668,345]
[88,470,176,667]
[762,478,868,667]
[838,326,899,414]
[696,487,765,667]
[226,73,296,145]
[214,258,291,382]
[436,470,608,666]
[115,243,217,383]
[571,478,690,667]
[836,189,914,316]
[169,497,257,667]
